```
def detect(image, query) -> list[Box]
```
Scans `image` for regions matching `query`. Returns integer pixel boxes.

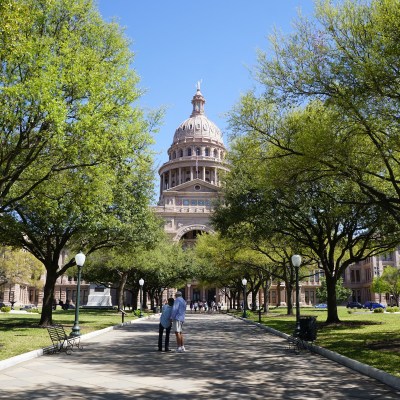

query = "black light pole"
[71,252,86,337]
[291,254,302,337]
[242,278,247,318]
[139,278,144,318]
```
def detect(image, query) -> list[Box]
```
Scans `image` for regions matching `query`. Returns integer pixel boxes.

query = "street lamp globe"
[291,255,302,268]
[242,278,247,286]
[139,278,144,287]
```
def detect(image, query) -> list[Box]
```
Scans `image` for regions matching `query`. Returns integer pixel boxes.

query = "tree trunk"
[39,265,58,326]
[263,279,271,313]
[286,283,294,316]
[326,274,340,323]
[277,281,281,306]
[117,271,128,311]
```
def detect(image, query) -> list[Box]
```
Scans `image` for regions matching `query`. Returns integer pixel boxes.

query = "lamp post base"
[70,325,80,337]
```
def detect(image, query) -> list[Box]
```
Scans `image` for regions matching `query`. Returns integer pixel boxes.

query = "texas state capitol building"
[154,85,229,305]
[153,85,326,309]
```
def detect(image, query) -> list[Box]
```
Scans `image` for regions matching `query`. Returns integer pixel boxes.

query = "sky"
[96,0,315,196]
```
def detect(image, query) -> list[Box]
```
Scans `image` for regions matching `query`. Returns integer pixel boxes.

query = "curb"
[0,314,157,372]
[237,316,400,392]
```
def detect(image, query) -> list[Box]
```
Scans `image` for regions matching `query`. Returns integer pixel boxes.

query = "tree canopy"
[0,0,160,325]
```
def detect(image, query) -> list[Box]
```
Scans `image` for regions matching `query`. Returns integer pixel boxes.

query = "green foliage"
[1,306,11,313]
[373,307,384,313]
[254,0,400,222]
[386,306,399,313]
[316,277,351,304]
[0,246,44,288]
[371,266,400,305]
[0,0,160,326]
[222,0,400,324]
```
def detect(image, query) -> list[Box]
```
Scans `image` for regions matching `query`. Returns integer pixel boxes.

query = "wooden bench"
[46,325,82,354]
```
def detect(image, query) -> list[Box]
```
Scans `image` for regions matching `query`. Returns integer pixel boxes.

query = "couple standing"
[158,291,186,353]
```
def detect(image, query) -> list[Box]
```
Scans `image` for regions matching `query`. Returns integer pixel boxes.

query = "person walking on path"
[170,291,186,352]
[158,297,174,352]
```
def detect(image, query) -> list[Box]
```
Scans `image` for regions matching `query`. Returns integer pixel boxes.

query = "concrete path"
[0,313,399,399]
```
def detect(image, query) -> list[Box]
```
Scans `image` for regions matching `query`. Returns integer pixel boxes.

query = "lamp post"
[291,254,302,337]
[242,278,247,318]
[187,283,191,310]
[70,252,86,337]
[139,278,144,318]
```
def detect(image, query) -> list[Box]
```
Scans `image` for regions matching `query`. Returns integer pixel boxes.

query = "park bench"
[287,316,317,354]
[287,335,307,354]
[46,325,82,354]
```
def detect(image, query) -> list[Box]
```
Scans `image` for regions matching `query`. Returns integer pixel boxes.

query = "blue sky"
[96,0,315,195]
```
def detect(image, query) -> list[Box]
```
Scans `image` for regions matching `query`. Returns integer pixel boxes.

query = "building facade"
[343,249,400,306]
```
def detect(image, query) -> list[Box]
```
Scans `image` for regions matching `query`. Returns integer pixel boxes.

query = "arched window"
[214,149,218,158]
[187,148,192,156]
[196,147,201,156]
[179,149,183,157]
[173,151,176,159]
[205,148,210,156]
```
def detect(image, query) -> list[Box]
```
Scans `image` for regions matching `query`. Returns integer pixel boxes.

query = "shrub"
[26,308,40,313]
[1,306,11,313]
[387,306,399,313]
[373,307,384,313]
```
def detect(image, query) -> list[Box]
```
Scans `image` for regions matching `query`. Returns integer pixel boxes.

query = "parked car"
[314,303,327,309]
[22,304,38,310]
[364,301,385,310]
[346,301,363,309]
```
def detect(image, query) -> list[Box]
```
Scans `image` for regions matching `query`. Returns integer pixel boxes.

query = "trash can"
[299,316,317,341]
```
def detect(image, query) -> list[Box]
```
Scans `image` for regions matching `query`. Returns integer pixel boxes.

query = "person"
[158,297,174,352]
[170,291,186,352]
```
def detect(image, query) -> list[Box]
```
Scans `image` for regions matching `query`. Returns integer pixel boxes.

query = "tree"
[252,0,400,221]
[372,266,400,306]
[0,0,159,326]
[0,246,44,289]
[316,276,351,304]
[0,0,154,211]
[215,107,400,323]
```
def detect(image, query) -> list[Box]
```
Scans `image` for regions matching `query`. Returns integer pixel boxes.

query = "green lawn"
[245,306,400,378]
[0,309,138,360]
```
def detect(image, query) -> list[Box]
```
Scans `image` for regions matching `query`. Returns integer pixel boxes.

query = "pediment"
[164,179,219,194]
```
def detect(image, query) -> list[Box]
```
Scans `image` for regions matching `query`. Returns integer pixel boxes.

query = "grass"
[245,306,400,378]
[0,308,140,360]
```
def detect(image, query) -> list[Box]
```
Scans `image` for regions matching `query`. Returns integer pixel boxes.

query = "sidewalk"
[0,313,399,399]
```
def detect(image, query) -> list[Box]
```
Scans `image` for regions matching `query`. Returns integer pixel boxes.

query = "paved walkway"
[0,313,399,399]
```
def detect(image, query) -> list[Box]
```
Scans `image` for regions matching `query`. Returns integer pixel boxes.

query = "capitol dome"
[172,86,224,146]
